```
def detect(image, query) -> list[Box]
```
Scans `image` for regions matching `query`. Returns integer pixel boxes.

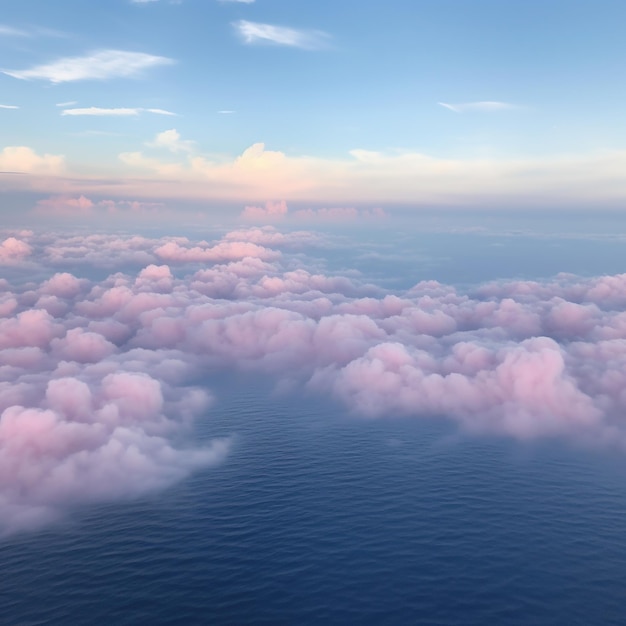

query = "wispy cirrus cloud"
[0,105,19,110]
[2,50,174,83]
[61,107,176,117]
[233,20,330,50]
[0,24,67,38]
[219,0,255,3]
[438,101,518,113]
[0,24,28,37]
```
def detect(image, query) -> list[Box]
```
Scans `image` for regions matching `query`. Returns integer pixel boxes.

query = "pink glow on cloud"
[35,194,94,216]
[154,240,280,263]
[34,195,167,218]
[241,200,289,221]
[240,201,387,223]
[0,237,32,263]
[5,227,626,534]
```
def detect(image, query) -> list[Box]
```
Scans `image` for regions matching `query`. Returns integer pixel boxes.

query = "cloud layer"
[4,226,626,533]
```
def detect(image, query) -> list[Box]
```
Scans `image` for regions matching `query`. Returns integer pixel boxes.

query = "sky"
[1,0,626,219]
[3,1,626,537]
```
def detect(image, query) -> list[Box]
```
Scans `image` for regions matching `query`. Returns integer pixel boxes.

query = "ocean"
[3,377,626,625]
[4,221,626,624]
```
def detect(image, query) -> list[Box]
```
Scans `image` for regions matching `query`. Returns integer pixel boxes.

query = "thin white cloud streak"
[3,226,626,537]
[219,0,255,3]
[0,105,18,110]
[61,107,176,117]
[56,101,77,107]
[3,50,174,83]
[0,24,28,37]
[438,101,518,113]
[234,20,330,49]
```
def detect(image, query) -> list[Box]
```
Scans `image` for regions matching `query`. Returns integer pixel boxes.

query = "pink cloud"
[5,227,626,534]
[241,200,289,221]
[35,195,94,216]
[240,201,387,223]
[0,237,32,263]
[154,240,280,264]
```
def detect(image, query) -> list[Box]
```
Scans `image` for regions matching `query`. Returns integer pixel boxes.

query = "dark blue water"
[3,379,626,625]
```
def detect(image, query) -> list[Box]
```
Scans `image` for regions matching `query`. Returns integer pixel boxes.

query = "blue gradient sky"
[1,0,625,215]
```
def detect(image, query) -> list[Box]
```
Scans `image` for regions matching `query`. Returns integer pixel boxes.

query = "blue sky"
[1,0,625,215]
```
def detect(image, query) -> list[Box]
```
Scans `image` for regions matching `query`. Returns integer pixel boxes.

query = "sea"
[3,377,626,625]
[3,218,626,624]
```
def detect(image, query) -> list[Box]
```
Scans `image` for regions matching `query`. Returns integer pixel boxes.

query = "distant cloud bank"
[2,140,626,208]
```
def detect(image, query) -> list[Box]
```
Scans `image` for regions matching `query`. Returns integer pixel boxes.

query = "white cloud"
[219,0,255,3]
[0,146,65,175]
[3,50,174,83]
[438,101,518,113]
[56,101,77,107]
[61,107,176,117]
[148,129,195,153]
[146,108,177,116]
[233,20,330,49]
[0,24,28,37]
[218,110,235,114]
[0,105,18,110]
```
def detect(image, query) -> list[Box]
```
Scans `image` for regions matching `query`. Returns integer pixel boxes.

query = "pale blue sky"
[1,0,625,213]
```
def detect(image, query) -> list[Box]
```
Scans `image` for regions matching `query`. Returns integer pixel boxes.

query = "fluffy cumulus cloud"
[5,226,626,534]
[0,146,65,175]
[0,237,32,263]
